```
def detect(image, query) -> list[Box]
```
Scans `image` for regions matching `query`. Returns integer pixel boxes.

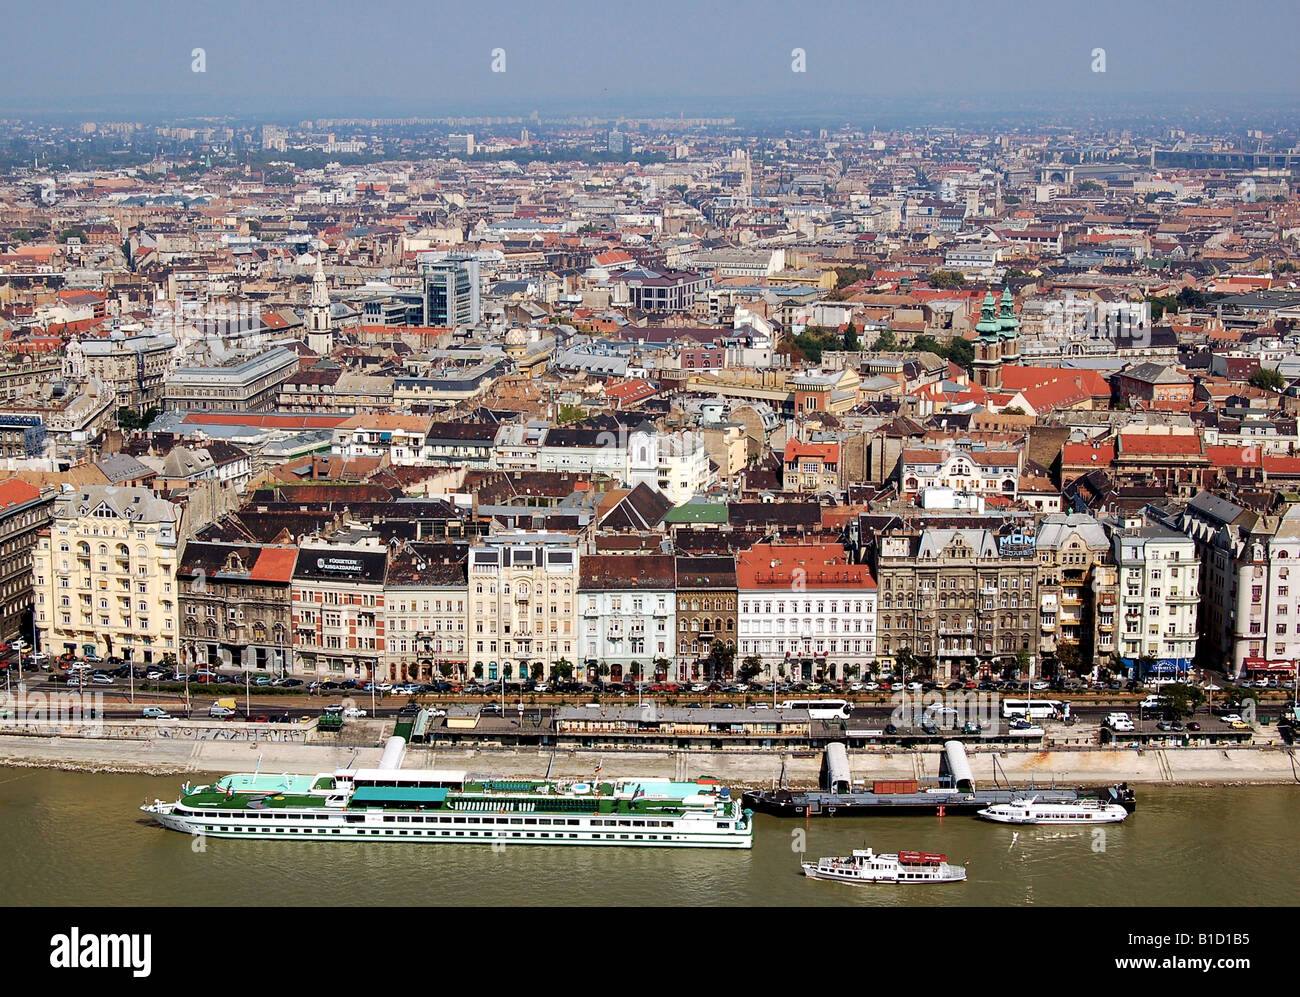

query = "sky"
[6,0,1300,119]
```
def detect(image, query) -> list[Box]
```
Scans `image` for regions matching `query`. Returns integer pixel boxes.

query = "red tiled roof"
[0,478,40,509]
[737,543,876,590]
[1117,433,1204,456]
[1062,443,1116,467]
[182,413,350,430]
[249,546,299,582]
[784,440,840,463]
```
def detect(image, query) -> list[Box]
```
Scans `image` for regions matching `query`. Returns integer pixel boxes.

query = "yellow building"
[33,486,180,666]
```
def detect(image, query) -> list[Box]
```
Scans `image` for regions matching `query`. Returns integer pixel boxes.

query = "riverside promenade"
[2,726,1298,787]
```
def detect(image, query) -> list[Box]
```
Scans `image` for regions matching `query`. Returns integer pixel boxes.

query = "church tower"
[306,254,334,355]
[971,290,1003,389]
[997,285,1021,367]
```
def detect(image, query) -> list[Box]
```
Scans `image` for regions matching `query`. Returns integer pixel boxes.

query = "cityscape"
[0,1,1296,944]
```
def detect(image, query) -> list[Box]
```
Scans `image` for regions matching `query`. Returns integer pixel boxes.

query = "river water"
[1,768,1296,906]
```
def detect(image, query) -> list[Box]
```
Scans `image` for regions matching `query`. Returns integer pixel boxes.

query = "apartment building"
[162,347,300,412]
[467,532,578,684]
[674,555,737,680]
[1034,513,1116,676]
[578,554,676,682]
[0,479,53,645]
[783,439,841,493]
[1180,492,1300,681]
[1111,517,1199,679]
[737,543,877,683]
[33,486,180,665]
[383,542,468,682]
[291,543,388,679]
[626,427,713,504]
[899,445,1023,502]
[177,542,297,674]
[873,527,1039,682]
[331,414,434,465]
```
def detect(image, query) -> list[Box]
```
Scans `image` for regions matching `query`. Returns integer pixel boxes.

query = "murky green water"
[1,768,1296,905]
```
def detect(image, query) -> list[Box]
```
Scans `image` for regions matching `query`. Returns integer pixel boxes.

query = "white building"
[1111,517,1199,680]
[626,427,713,505]
[578,554,676,682]
[736,543,878,683]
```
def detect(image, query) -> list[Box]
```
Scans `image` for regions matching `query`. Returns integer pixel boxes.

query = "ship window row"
[195,811,681,828]
[204,825,686,841]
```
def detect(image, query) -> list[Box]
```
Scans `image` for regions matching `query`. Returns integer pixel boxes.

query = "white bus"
[1002,698,1069,721]
[778,699,852,721]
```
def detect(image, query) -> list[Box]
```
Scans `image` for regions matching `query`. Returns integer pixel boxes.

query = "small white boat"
[977,797,1129,825]
[802,847,966,885]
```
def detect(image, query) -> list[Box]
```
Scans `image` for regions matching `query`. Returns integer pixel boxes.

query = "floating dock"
[741,740,1136,818]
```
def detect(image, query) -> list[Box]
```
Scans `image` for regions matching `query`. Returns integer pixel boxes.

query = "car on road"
[250,715,271,724]
[342,707,367,719]
[885,723,898,735]
[208,705,237,718]
[141,706,171,719]
[1220,714,1244,725]
[1228,720,1252,730]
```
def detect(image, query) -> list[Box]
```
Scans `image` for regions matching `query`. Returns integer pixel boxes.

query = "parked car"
[90,673,113,685]
[1186,722,1202,731]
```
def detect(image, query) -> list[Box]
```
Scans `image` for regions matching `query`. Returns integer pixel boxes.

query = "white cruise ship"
[977,797,1130,824]
[802,847,967,884]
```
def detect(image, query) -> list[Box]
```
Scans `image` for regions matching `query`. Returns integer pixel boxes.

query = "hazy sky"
[8,0,1300,117]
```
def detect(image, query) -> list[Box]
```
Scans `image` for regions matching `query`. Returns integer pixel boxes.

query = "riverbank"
[2,730,1297,787]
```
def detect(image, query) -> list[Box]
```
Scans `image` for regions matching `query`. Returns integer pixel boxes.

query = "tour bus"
[777,698,852,721]
[1001,698,1069,721]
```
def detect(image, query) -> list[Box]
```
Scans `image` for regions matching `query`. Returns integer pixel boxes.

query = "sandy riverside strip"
[1,732,1299,787]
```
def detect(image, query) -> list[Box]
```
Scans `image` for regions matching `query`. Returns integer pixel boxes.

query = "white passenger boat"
[801,847,967,884]
[977,796,1129,824]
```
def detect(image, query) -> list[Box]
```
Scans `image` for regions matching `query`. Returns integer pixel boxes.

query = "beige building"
[384,542,469,682]
[467,532,577,684]
[33,486,180,666]
[66,333,176,412]
[1034,513,1117,676]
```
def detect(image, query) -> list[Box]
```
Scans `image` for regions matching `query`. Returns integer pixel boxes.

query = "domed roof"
[505,328,527,347]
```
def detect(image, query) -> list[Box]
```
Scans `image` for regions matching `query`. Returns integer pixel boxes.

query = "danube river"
[2,768,1296,906]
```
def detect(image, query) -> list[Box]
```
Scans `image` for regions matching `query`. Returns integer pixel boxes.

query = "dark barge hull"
[742,786,1136,818]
